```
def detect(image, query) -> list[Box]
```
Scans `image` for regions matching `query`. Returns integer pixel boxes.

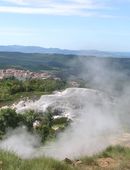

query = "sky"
[0,0,130,51]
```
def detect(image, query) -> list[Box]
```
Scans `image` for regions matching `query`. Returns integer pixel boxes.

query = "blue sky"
[0,0,130,51]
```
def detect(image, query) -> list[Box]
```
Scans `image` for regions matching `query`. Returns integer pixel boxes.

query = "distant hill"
[0,51,130,95]
[0,45,130,58]
[0,51,130,78]
[0,52,77,73]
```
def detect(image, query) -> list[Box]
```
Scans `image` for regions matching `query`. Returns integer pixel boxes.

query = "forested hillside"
[1,52,130,80]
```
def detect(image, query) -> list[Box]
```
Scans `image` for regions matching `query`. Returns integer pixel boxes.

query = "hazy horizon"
[0,44,130,53]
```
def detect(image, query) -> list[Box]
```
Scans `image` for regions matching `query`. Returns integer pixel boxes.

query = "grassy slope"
[80,145,130,170]
[1,146,130,170]
[0,150,75,170]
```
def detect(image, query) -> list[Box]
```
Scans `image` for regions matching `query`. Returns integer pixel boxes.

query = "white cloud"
[2,0,105,8]
[0,6,92,16]
[0,0,113,17]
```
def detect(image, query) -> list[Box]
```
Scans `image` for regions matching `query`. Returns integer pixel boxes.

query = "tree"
[0,108,22,133]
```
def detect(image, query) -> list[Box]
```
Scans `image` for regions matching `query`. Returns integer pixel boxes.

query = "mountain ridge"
[0,45,130,57]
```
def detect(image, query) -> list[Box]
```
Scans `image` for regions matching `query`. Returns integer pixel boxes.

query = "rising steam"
[0,57,130,159]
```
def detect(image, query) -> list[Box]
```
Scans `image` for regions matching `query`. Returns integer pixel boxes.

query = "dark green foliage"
[52,117,69,125]
[21,110,55,142]
[22,110,38,130]
[0,108,23,134]
[24,79,66,92]
[44,110,54,128]
[0,78,66,103]
[0,52,77,73]
[0,108,70,143]
[38,125,50,142]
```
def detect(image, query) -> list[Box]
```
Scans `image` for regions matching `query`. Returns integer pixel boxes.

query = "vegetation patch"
[1,146,130,170]
[0,150,75,170]
[79,145,130,170]
[0,108,71,143]
[0,78,67,106]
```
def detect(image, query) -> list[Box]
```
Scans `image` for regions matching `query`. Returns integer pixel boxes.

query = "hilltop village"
[0,68,54,80]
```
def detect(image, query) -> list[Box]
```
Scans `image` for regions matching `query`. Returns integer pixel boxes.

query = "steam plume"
[0,57,129,159]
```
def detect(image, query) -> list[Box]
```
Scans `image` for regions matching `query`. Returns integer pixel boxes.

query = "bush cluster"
[0,108,69,143]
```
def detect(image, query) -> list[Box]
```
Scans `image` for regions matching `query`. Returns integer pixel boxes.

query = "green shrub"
[52,117,68,125]
[0,108,23,133]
